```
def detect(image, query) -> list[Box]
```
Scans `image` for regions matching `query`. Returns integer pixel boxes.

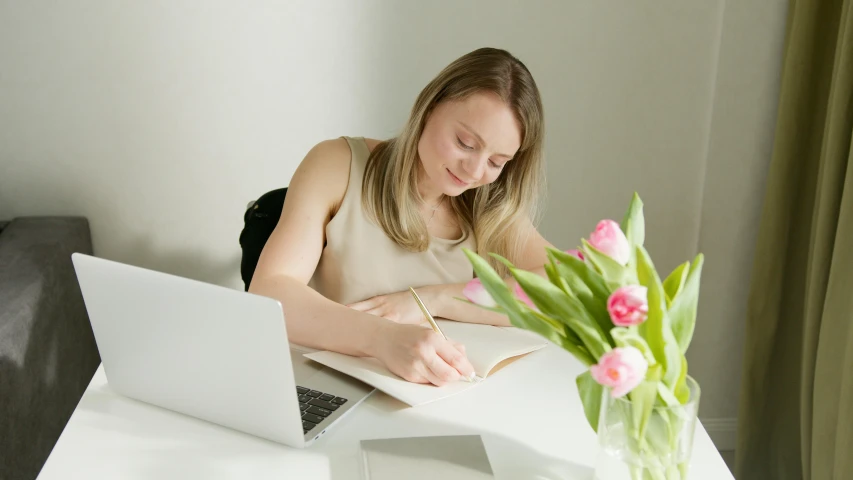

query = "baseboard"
[702,417,738,451]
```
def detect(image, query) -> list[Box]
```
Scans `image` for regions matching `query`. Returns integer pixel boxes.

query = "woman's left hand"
[348,289,435,325]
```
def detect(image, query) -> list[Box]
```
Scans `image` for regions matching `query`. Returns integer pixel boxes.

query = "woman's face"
[417,92,522,197]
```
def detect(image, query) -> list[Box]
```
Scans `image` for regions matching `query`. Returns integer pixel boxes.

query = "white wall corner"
[702,417,738,451]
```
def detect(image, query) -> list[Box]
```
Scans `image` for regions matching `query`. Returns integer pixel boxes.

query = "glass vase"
[593,376,701,480]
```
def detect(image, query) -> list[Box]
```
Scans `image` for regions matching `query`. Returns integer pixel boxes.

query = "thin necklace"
[426,195,445,226]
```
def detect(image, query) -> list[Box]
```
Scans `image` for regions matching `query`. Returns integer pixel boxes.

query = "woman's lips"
[447,168,469,186]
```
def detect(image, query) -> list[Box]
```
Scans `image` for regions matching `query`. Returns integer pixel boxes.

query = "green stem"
[665,465,680,480]
[630,465,644,480]
[678,462,689,478]
[613,404,690,480]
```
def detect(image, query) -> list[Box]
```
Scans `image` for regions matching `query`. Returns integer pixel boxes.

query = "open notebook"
[303,320,548,406]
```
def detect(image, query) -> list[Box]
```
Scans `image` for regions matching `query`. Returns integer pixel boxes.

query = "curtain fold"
[735,0,852,479]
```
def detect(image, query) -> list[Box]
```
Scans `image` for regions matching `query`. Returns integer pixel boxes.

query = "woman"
[249,47,554,388]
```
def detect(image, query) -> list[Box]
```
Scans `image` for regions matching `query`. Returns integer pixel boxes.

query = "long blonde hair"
[362,47,546,277]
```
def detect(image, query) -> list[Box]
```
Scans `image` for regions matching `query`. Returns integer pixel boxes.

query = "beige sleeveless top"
[308,136,476,305]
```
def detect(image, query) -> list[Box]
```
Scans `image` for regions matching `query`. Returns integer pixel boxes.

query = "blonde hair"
[362,47,546,277]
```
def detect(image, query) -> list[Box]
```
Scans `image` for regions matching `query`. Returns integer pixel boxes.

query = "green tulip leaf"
[577,371,604,433]
[511,268,610,359]
[620,192,646,276]
[581,239,629,289]
[527,309,596,366]
[621,192,646,249]
[462,249,520,316]
[668,253,705,354]
[544,262,563,292]
[547,247,611,297]
[548,248,614,345]
[508,307,594,365]
[488,252,517,272]
[662,261,690,307]
[635,245,683,389]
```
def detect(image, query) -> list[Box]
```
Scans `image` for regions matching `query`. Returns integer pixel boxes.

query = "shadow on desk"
[320,394,594,480]
[331,423,594,479]
[324,420,594,480]
[66,380,594,480]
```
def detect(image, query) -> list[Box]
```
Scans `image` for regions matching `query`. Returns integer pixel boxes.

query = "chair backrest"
[239,187,287,291]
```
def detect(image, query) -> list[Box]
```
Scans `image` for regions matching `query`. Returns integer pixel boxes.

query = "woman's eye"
[456,137,474,150]
[489,160,502,169]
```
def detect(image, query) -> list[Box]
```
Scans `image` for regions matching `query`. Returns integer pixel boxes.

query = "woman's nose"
[461,154,488,181]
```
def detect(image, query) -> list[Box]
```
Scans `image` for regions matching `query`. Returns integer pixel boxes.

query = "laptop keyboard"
[296,386,348,434]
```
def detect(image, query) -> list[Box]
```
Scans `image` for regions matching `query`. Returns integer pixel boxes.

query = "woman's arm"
[249,139,383,355]
[350,218,555,327]
[249,138,474,385]
[417,271,541,327]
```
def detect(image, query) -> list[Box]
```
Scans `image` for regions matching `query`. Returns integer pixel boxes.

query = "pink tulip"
[607,285,649,327]
[589,220,630,266]
[590,347,649,398]
[462,278,497,307]
[565,249,585,260]
[514,283,538,310]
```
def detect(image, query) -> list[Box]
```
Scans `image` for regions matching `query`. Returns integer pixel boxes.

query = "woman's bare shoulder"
[293,136,382,215]
[294,136,383,196]
[300,137,352,170]
[301,136,382,169]
[288,138,355,216]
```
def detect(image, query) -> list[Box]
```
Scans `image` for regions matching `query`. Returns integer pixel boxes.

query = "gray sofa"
[0,217,101,480]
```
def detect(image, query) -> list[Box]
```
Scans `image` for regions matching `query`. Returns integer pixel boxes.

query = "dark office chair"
[239,187,287,291]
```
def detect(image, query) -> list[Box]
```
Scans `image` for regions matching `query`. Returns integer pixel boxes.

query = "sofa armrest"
[0,217,101,480]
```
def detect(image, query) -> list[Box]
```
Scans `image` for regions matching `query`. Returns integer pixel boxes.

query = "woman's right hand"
[371,322,476,386]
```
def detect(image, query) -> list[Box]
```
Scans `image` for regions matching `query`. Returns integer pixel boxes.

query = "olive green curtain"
[735,0,852,479]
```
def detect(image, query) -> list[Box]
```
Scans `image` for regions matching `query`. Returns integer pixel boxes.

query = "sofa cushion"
[0,217,100,480]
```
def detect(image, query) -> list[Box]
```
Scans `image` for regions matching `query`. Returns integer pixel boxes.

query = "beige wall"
[0,0,788,449]
[692,0,789,448]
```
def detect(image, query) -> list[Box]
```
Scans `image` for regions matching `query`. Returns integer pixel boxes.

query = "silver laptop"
[71,253,375,448]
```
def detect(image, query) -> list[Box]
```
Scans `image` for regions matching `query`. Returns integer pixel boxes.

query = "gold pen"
[408,287,480,383]
[409,287,446,339]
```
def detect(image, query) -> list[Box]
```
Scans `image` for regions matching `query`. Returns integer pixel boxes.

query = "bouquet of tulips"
[461,193,704,478]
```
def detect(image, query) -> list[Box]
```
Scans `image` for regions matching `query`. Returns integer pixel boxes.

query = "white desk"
[37,346,733,479]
